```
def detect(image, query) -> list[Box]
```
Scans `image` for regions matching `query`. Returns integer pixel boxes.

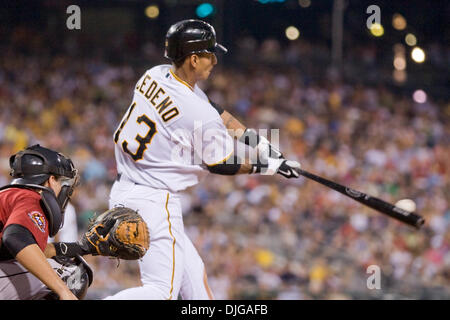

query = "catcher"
[0,145,82,300]
[0,145,149,300]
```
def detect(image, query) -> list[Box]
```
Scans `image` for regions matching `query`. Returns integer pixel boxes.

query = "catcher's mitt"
[80,206,149,260]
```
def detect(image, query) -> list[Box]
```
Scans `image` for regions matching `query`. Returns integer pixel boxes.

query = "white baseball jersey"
[113,64,234,192]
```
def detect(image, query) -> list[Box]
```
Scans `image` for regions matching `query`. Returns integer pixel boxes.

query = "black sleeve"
[1,224,37,258]
[209,100,225,115]
[206,156,241,175]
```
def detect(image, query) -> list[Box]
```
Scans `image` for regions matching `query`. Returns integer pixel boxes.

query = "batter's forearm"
[237,163,252,174]
[221,111,283,158]
[206,152,254,176]
[216,109,283,174]
[221,111,246,139]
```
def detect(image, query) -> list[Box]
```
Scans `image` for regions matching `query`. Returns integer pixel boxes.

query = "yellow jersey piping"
[205,150,234,167]
[169,69,194,91]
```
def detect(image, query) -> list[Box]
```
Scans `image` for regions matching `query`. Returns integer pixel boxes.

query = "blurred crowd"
[0,27,449,299]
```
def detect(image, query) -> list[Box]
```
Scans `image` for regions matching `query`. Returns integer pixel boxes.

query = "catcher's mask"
[6,144,79,237]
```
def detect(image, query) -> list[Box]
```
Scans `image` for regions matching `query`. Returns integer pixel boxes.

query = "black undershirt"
[0,224,37,261]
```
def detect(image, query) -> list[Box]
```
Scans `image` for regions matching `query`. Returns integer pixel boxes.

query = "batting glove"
[256,135,283,160]
[277,160,301,178]
[251,158,301,179]
[239,128,283,160]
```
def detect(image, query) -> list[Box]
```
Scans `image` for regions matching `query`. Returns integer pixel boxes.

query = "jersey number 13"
[114,102,157,161]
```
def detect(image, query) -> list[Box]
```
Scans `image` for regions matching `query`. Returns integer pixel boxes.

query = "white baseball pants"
[104,177,213,300]
[0,259,62,300]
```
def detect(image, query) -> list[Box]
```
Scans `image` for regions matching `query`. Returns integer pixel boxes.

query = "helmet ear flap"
[9,152,25,177]
[9,154,16,173]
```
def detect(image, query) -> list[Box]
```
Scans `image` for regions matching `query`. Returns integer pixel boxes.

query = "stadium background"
[0,0,448,299]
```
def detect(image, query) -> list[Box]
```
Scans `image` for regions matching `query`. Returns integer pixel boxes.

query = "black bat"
[295,168,425,229]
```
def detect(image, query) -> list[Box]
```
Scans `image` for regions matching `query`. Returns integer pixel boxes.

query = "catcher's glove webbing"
[80,206,150,260]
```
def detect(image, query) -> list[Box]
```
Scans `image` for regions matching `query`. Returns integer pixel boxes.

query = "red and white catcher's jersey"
[113,64,234,192]
[0,188,49,253]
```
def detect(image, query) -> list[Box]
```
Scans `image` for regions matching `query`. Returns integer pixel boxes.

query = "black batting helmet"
[164,19,227,62]
[9,144,76,185]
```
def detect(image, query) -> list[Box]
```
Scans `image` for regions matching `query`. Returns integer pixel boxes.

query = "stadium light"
[411,47,425,63]
[196,3,214,18]
[393,44,406,83]
[285,26,300,40]
[258,0,286,3]
[393,70,407,83]
[405,33,417,46]
[369,23,384,37]
[145,5,159,19]
[393,57,406,70]
[298,0,311,8]
[413,90,427,103]
[392,13,407,30]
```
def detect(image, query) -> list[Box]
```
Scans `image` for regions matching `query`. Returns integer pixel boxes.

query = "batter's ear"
[189,54,200,67]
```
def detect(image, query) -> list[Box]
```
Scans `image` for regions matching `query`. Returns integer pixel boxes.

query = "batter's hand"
[252,157,300,178]
[277,160,301,179]
[256,135,283,160]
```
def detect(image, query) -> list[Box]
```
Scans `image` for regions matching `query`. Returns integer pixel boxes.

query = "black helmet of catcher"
[8,144,79,236]
[9,144,76,186]
[164,19,227,62]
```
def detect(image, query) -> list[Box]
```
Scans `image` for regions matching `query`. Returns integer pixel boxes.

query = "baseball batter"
[107,19,300,300]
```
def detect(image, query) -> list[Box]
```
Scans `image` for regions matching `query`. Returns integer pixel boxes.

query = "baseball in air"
[395,199,416,212]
